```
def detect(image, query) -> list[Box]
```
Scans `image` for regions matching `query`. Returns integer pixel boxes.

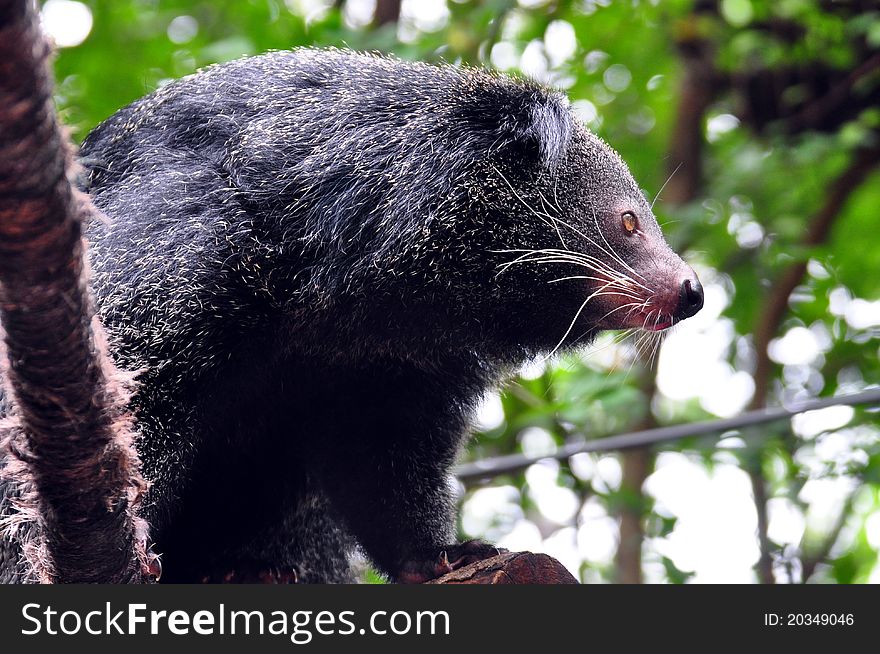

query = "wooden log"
[427,552,578,585]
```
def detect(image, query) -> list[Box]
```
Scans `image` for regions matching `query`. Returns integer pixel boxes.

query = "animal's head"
[478,90,703,355]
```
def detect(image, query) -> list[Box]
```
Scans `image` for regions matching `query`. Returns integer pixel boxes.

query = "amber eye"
[622,211,638,234]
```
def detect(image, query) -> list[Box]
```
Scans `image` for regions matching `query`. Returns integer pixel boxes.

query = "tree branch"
[783,53,880,135]
[372,0,401,28]
[665,9,723,204]
[745,141,880,584]
[427,552,578,584]
[614,367,660,584]
[616,447,651,583]
[750,143,880,408]
[800,491,855,583]
[746,464,774,584]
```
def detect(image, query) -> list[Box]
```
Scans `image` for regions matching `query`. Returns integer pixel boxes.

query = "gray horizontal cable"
[455,387,880,482]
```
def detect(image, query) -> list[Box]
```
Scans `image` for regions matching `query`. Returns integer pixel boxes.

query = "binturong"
[1,48,703,583]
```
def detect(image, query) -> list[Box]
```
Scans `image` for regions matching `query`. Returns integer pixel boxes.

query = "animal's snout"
[676,277,704,320]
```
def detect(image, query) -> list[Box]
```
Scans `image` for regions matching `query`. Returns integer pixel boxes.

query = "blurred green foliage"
[49,0,880,584]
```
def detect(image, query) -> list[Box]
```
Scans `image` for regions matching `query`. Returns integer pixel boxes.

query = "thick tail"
[0,0,153,584]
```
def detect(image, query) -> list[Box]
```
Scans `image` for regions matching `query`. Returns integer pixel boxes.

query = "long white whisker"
[497,257,634,282]
[488,178,656,294]
[651,161,683,211]
[496,251,642,288]
[592,301,645,327]
[539,276,645,362]
[492,182,654,293]
[649,331,664,367]
[490,165,568,248]
[582,328,635,365]
[625,298,651,318]
[641,309,654,332]
[496,248,646,290]
[488,166,657,299]
[490,166,555,220]
[546,277,645,301]
[588,201,652,285]
[537,188,563,216]
[546,210,655,292]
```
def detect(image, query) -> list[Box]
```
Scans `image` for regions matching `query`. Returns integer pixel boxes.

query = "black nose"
[676,278,704,320]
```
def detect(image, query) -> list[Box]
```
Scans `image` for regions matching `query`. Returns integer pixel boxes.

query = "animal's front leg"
[312,374,498,583]
[315,432,458,582]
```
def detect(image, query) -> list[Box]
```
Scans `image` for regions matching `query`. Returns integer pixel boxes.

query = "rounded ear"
[447,76,572,172]
[520,94,573,168]
[498,90,572,169]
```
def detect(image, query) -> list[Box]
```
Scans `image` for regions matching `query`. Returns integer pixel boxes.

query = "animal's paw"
[396,540,507,584]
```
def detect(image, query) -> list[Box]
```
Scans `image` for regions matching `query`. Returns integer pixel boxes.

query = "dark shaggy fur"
[1,48,700,583]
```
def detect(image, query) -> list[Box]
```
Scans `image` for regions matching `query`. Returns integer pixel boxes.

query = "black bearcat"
[1,49,702,583]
